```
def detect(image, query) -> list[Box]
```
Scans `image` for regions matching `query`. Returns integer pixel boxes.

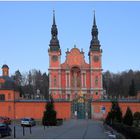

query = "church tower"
[2,64,9,76]
[48,11,61,99]
[89,12,103,100]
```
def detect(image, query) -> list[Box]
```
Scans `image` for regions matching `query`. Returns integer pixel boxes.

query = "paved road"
[6,119,109,139]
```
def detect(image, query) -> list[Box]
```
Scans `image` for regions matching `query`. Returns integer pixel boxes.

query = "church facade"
[48,12,103,100]
[0,12,139,120]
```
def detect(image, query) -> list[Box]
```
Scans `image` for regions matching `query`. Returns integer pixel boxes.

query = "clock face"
[52,55,58,62]
[93,55,99,62]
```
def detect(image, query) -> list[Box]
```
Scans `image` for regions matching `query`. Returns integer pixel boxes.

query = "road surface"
[6,119,110,139]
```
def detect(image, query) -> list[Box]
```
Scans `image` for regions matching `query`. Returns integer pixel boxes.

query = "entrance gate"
[72,96,91,119]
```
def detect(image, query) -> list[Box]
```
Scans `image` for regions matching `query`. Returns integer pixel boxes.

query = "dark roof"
[0,76,14,82]
[0,76,18,91]
[2,64,9,69]
[89,12,101,52]
[49,11,60,52]
[92,99,140,103]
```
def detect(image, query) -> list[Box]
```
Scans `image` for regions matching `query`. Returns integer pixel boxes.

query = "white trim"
[91,68,103,71]
[66,72,67,88]
[59,56,61,67]
[81,72,83,87]
[91,70,93,88]
[49,88,62,90]
[48,68,62,70]
[69,72,70,89]
[90,88,104,91]
[59,70,61,94]
[49,56,51,67]
[85,72,86,87]
[81,88,88,90]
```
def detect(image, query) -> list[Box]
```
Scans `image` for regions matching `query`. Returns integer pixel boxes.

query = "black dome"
[2,64,9,69]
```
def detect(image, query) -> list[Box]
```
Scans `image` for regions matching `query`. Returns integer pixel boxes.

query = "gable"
[61,48,89,68]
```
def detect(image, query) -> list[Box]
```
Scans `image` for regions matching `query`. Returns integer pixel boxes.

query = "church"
[49,11,103,101]
[0,12,139,120]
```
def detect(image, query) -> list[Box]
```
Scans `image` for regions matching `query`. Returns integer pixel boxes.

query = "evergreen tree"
[128,79,136,96]
[123,107,133,126]
[133,112,140,127]
[14,70,22,85]
[114,102,123,122]
[42,96,57,126]
[133,112,140,120]
[105,101,122,124]
[105,111,114,125]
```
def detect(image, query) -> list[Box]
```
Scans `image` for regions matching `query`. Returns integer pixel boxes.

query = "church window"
[54,76,57,87]
[8,106,11,112]
[8,93,11,100]
[0,94,5,101]
[67,73,69,87]
[67,94,70,100]
[95,76,98,86]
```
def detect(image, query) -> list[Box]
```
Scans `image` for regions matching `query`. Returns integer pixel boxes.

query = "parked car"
[0,117,11,125]
[21,118,36,127]
[0,123,12,138]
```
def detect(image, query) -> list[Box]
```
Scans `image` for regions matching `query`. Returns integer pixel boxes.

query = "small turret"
[2,64,9,76]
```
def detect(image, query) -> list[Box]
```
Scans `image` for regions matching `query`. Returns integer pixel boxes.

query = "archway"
[71,67,81,89]
[71,92,91,119]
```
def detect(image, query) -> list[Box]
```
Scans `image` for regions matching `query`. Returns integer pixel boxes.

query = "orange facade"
[0,13,140,121]
[48,12,103,101]
[91,101,140,119]
[49,47,103,100]
[0,101,71,120]
[0,100,140,120]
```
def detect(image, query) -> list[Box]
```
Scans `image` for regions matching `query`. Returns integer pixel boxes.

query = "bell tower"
[89,11,103,100]
[48,10,61,99]
[2,64,9,77]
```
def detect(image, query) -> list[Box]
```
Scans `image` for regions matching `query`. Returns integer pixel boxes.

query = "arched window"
[71,67,81,88]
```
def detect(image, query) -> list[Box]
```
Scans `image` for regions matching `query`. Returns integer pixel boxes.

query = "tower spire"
[89,11,101,52]
[49,10,60,52]
[93,10,96,26]
[53,10,56,25]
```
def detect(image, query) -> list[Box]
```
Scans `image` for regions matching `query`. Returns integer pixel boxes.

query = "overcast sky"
[0,1,140,75]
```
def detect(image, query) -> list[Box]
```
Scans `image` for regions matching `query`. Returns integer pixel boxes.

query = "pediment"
[61,47,89,68]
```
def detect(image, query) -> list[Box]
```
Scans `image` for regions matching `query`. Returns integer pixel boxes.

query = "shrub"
[112,122,140,138]
[105,101,122,124]
[133,112,140,127]
[133,112,140,120]
[42,96,57,126]
[123,107,133,126]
